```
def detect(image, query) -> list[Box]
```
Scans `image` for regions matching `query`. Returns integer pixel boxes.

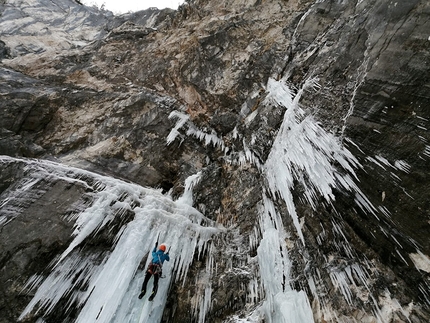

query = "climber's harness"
[146,242,170,278]
[147,251,163,276]
[147,262,162,276]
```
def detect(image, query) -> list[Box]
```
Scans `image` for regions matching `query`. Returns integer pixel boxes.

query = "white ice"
[167,111,226,151]
[263,78,365,244]
[5,59,412,323]
[5,156,221,323]
[256,194,314,323]
[162,76,384,322]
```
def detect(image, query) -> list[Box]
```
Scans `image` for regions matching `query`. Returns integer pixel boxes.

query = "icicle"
[409,250,430,273]
[5,156,221,323]
[256,194,314,323]
[329,270,353,305]
[176,172,202,206]
[263,78,368,244]
[166,111,189,145]
[394,160,411,173]
[423,145,430,158]
[167,110,226,151]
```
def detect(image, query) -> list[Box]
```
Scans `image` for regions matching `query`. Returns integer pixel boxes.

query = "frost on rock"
[9,157,220,323]
[0,176,42,226]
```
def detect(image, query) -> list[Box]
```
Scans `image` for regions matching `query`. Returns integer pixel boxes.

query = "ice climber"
[138,242,170,301]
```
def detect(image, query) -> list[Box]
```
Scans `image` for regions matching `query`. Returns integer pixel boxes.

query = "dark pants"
[141,270,160,296]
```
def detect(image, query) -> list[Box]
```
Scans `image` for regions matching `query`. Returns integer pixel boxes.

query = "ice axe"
[155,232,160,248]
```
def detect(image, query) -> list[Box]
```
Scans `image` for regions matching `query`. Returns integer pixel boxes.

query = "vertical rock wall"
[0,0,429,322]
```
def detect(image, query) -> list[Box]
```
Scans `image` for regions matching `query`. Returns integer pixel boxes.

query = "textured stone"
[0,0,429,322]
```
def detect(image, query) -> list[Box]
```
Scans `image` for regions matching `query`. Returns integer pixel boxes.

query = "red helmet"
[159,244,166,252]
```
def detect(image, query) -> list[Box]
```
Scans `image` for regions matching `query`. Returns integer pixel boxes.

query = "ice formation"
[256,195,314,323]
[8,74,426,323]
[7,157,219,323]
[263,77,364,243]
[163,76,418,322]
[167,111,226,151]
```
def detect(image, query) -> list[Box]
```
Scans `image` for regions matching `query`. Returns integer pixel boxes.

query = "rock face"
[0,0,429,322]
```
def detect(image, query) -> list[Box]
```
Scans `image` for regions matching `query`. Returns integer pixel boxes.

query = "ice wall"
[8,157,220,323]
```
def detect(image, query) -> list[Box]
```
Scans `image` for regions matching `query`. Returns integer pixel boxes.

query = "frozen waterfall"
[5,156,218,323]
[7,77,376,323]
[6,143,316,323]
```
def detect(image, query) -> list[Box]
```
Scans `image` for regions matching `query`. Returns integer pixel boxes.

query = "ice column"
[257,194,314,323]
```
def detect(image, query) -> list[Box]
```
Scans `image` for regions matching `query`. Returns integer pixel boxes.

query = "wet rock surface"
[0,0,429,322]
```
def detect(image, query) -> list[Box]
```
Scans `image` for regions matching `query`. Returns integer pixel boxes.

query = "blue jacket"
[151,247,170,265]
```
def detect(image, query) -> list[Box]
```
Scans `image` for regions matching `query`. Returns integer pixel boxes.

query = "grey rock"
[0,0,429,322]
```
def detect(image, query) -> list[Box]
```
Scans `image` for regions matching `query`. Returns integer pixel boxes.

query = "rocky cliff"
[0,0,429,322]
